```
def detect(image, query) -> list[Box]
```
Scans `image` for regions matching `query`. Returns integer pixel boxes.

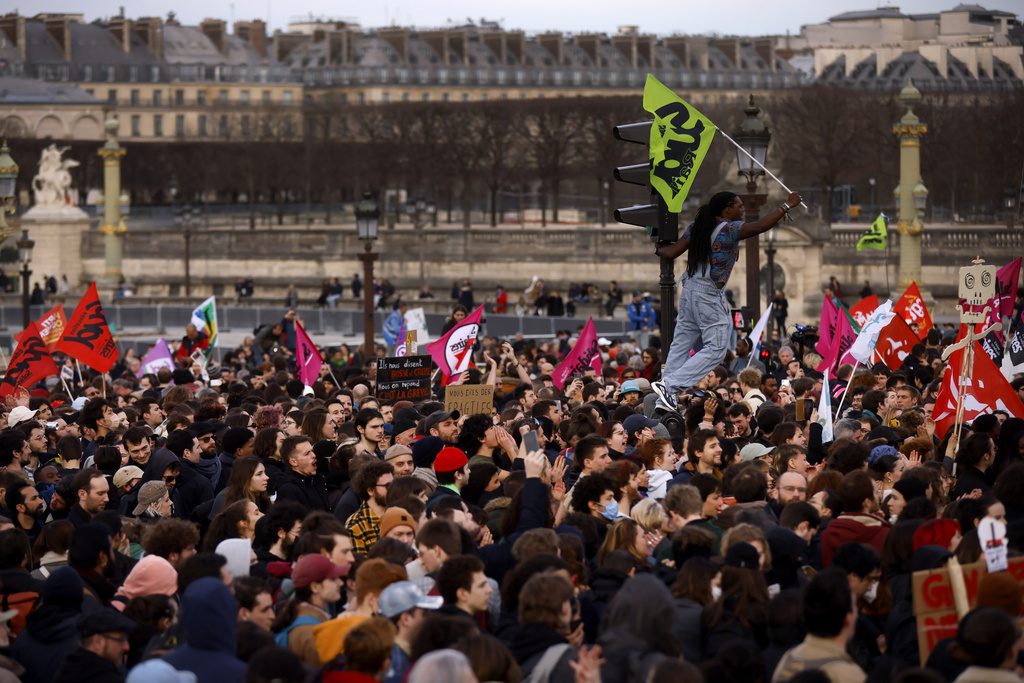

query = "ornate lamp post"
[98,115,127,286]
[893,81,928,289]
[0,142,19,243]
[355,193,380,359]
[733,95,772,318]
[765,227,777,339]
[17,229,34,328]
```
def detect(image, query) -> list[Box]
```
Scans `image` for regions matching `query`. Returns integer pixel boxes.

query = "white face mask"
[863,581,879,604]
[711,585,723,601]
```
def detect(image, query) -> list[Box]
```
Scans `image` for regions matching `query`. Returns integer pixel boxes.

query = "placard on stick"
[444,384,495,417]
[375,355,432,402]
[912,557,1024,665]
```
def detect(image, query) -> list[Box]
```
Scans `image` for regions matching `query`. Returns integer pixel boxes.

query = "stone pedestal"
[20,205,91,292]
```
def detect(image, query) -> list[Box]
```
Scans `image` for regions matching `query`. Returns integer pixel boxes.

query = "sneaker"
[651,381,678,412]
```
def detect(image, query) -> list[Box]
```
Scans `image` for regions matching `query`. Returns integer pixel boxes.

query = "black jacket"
[11,604,81,683]
[53,647,124,683]
[504,623,576,683]
[275,468,330,512]
[176,460,214,520]
[215,452,236,494]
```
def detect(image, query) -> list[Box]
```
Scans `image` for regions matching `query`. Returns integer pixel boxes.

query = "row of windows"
[87,88,295,106]
[127,113,298,138]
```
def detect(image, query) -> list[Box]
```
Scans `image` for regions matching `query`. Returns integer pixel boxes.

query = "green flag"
[643,74,717,213]
[856,214,888,252]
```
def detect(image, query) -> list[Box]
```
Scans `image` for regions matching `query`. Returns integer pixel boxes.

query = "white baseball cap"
[7,406,38,428]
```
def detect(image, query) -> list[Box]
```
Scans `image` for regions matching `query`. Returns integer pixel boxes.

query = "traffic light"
[612,121,678,243]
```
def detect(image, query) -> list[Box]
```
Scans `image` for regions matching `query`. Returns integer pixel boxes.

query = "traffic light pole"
[656,198,678,364]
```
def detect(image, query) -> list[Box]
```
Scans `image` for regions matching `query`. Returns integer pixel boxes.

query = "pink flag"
[426,305,484,380]
[817,309,857,373]
[295,321,323,386]
[815,296,839,359]
[995,257,1022,319]
[551,318,603,390]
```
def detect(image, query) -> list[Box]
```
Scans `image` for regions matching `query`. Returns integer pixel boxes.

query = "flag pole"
[74,358,83,391]
[716,129,809,210]
[832,361,859,419]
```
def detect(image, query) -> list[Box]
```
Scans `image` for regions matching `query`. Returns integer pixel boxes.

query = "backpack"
[1,590,39,636]
[524,643,572,683]
[273,614,321,648]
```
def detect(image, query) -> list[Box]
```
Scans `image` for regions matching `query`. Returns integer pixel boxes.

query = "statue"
[31,145,79,207]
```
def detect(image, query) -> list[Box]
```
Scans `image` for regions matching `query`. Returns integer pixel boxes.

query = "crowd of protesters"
[0,304,1023,683]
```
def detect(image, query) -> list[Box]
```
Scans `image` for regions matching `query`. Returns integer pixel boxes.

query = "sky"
[16,0,1024,36]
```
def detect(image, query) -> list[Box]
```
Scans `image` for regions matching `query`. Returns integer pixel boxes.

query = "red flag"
[817,309,856,373]
[0,322,59,397]
[53,283,118,374]
[426,305,484,380]
[850,295,879,329]
[294,321,323,387]
[893,281,932,340]
[875,315,919,370]
[14,305,67,352]
[932,336,1024,439]
[551,318,603,390]
[995,257,1022,319]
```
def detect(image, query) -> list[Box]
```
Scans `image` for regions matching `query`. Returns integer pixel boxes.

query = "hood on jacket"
[143,448,180,483]
[179,577,238,653]
[115,555,178,609]
[506,622,567,664]
[215,538,252,579]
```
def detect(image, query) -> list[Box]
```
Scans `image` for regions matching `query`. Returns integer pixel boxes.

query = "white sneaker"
[651,381,678,412]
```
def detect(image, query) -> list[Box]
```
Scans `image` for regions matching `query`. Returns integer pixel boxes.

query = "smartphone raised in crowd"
[523,430,540,454]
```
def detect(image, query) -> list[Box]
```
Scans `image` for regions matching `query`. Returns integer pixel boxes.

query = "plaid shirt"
[346,501,380,555]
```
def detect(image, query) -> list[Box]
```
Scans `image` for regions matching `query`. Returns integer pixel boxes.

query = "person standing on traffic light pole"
[651,190,801,412]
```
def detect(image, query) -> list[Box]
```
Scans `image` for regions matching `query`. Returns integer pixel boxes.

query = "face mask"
[863,581,879,604]
[602,501,619,521]
[711,586,722,601]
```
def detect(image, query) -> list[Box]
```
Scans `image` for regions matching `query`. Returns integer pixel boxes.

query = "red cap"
[292,554,348,588]
[433,446,469,473]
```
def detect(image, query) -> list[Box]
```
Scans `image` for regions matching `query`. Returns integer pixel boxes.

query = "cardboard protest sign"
[375,355,432,402]
[444,384,495,417]
[912,557,1024,665]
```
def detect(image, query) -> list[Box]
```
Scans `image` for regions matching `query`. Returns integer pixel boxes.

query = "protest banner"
[912,557,1024,665]
[375,355,432,402]
[444,384,495,417]
[15,305,66,352]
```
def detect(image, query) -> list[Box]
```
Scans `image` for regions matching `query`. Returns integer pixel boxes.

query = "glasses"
[199,435,215,442]
[100,633,129,645]
[375,482,392,490]
[163,475,177,484]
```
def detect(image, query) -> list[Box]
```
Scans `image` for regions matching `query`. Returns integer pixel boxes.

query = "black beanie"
[411,436,445,469]
[42,566,84,608]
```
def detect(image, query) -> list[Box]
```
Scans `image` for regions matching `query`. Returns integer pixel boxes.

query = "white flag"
[848,300,896,365]
[818,368,834,443]
[746,303,773,367]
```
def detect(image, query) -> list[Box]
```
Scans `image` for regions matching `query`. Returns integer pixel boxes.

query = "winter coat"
[53,647,124,683]
[819,513,890,567]
[175,460,214,520]
[504,623,576,683]
[275,468,330,512]
[162,577,246,683]
[11,604,81,683]
[670,597,704,663]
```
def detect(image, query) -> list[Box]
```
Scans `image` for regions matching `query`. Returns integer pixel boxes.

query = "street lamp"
[0,141,19,242]
[868,177,876,213]
[17,229,34,328]
[733,94,772,317]
[176,205,199,297]
[355,192,380,359]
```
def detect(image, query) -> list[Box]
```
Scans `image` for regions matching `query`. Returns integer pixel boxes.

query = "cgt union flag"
[53,283,118,374]
[426,305,484,380]
[932,337,1024,439]
[0,322,60,397]
[893,281,932,340]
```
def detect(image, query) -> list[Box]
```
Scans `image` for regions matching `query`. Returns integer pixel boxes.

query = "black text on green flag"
[643,74,716,213]
[856,214,888,252]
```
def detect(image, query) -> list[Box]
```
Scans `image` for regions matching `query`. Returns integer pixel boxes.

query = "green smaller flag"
[856,214,888,252]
